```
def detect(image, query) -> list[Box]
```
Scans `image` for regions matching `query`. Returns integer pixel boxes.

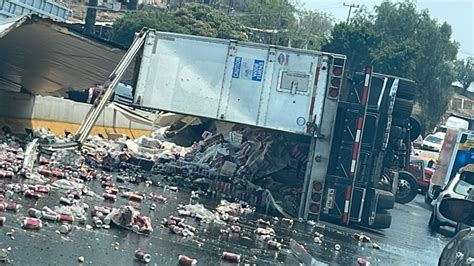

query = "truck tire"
[393,98,414,119]
[372,210,392,229]
[392,117,408,127]
[409,116,422,142]
[395,171,418,204]
[396,81,418,100]
[376,189,395,210]
[390,126,405,139]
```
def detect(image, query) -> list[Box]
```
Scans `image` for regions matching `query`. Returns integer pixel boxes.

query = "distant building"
[0,0,70,22]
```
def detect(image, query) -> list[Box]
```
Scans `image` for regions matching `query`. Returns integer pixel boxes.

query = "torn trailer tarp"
[0,15,133,95]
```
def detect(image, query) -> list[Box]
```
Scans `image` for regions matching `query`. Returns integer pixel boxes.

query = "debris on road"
[0,248,10,263]
[314,236,322,245]
[134,250,151,263]
[21,217,42,230]
[222,251,241,263]
[178,255,197,266]
[357,257,371,266]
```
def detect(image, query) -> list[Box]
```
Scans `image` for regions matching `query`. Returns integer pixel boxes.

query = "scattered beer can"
[24,190,41,200]
[267,240,282,250]
[42,211,60,221]
[0,202,5,211]
[59,197,72,206]
[178,255,197,266]
[92,216,103,228]
[35,185,50,193]
[103,212,114,225]
[357,257,371,266]
[77,215,87,225]
[21,217,42,230]
[106,187,118,195]
[59,214,74,223]
[178,210,191,217]
[27,208,43,218]
[154,194,167,204]
[222,251,240,263]
[59,223,72,234]
[5,190,13,199]
[6,202,21,212]
[134,250,151,263]
[129,194,143,202]
[93,205,111,215]
[102,193,117,202]
[168,186,179,192]
[230,225,241,233]
[170,216,184,223]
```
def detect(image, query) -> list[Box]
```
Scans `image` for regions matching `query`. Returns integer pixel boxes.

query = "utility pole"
[343,3,360,23]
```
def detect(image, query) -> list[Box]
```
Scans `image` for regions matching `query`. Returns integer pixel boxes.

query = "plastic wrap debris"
[54,204,87,218]
[290,239,329,266]
[135,136,162,149]
[215,200,254,215]
[182,204,224,224]
[52,179,85,191]
[23,173,50,185]
[51,150,84,166]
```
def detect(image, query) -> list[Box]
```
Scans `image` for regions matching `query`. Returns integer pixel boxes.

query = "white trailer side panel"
[134,31,337,136]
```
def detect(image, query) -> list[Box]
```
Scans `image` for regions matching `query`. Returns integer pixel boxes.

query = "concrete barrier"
[0,90,153,138]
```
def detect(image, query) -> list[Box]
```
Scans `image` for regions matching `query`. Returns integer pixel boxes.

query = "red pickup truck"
[408,156,435,193]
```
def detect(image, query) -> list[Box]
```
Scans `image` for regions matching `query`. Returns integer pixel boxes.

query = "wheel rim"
[397,179,412,198]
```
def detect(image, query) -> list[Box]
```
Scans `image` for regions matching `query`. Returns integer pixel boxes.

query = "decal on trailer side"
[232,57,265,82]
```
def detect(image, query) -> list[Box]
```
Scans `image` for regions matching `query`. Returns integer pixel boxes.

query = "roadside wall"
[0,90,152,138]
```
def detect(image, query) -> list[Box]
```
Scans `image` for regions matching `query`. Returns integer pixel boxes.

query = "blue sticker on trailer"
[232,57,242,78]
[252,59,265,81]
[232,57,265,82]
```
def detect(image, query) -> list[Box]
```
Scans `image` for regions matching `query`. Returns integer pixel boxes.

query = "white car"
[422,132,445,152]
[429,166,474,232]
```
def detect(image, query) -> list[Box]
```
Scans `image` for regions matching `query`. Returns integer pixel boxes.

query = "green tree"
[111,3,247,46]
[454,57,474,89]
[287,9,334,50]
[239,0,296,45]
[323,0,459,129]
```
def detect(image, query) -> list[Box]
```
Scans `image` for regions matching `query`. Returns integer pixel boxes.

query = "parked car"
[422,132,445,152]
[437,197,474,266]
[429,164,474,232]
[408,156,435,193]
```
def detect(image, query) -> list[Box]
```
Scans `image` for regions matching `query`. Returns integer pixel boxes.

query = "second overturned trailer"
[80,30,421,229]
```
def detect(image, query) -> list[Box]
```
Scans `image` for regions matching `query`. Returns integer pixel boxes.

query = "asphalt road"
[0,170,451,266]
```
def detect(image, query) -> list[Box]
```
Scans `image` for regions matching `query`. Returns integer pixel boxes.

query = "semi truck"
[75,29,420,229]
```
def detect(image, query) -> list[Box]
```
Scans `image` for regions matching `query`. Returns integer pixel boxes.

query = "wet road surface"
[0,175,450,265]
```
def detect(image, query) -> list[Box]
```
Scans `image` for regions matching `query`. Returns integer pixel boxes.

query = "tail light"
[309,182,324,217]
[327,59,344,99]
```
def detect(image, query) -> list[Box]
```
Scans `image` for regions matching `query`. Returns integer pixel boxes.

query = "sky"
[299,0,473,59]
